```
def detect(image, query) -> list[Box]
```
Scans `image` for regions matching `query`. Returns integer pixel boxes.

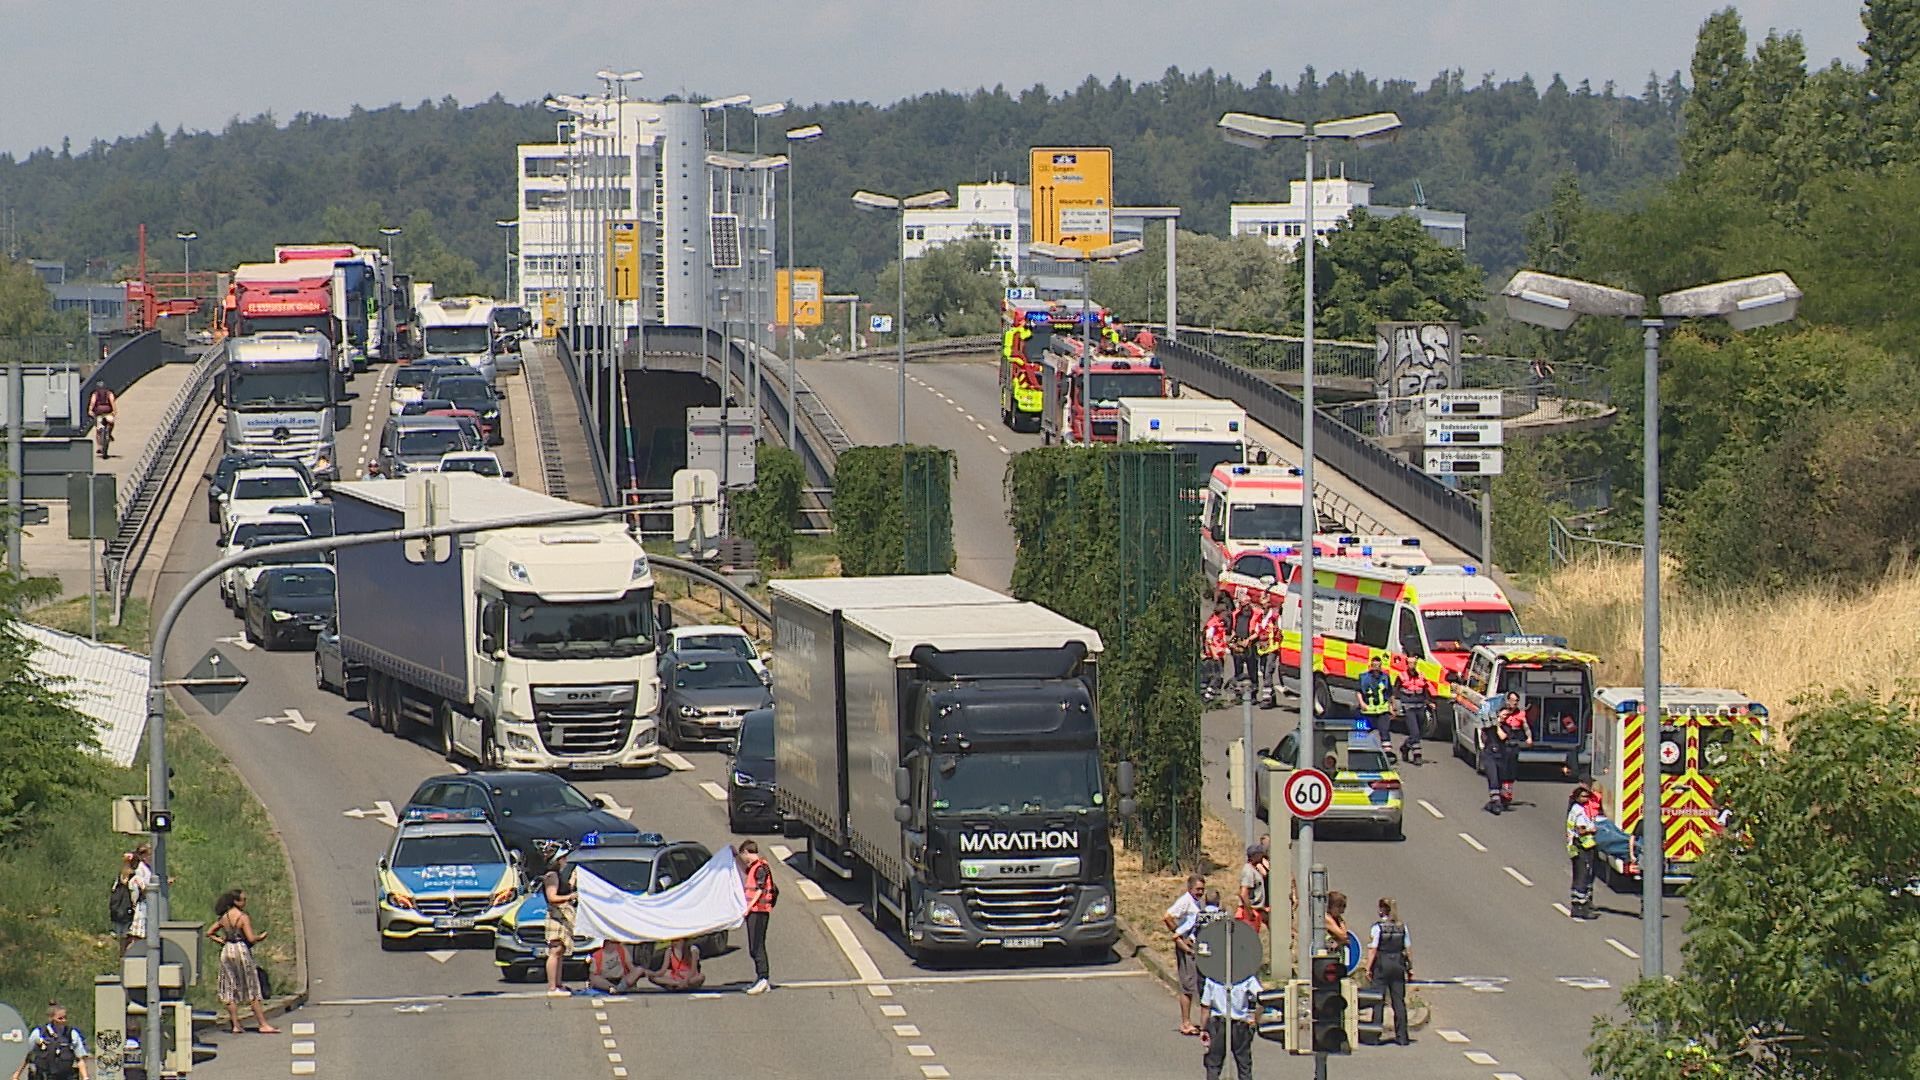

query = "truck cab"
[1450,635,1599,774]
[1040,335,1169,444]
[222,331,341,479]
[418,297,501,384]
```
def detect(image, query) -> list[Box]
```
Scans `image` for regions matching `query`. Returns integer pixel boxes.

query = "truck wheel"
[1420,708,1444,741]
[434,702,454,758]
[379,680,399,735]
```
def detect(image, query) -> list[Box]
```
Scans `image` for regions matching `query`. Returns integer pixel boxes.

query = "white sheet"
[573,846,747,945]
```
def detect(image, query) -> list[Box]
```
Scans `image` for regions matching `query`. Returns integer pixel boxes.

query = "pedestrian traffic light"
[1310,952,1351,1054]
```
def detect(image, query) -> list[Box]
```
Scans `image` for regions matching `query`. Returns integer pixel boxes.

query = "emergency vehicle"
[1201,464,1321,580]
[1256,719,1404,839]
[1039,335,1169,444]
[1589,687,1767,887]
[1116,398,1247,476]
[1449,635,1598,774]
[1273,559,1522,735]
[375,808,519,947]
[1214,536,1428,608]
[999,297,1054,433]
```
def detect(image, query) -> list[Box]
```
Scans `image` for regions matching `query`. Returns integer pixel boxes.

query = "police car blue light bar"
[402,807,488,823]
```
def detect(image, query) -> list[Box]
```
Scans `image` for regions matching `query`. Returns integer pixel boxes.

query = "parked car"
[726,707,777,832]
[402,771,639,874]
[314,616,363,697]
[656,648,774,750]
[373,416,468,477]
[244,564,337,650]
[206,453,317,523]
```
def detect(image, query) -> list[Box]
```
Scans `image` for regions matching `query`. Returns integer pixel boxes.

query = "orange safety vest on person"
[1203,614,1230,661]
[1250,605,1281,656]
[744,858,776,914]
[665,945,696,980]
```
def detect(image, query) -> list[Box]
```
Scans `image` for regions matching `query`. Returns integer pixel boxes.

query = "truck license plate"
[1003,937,1045,949]
[434,916,476,929]
[571,762,606,771]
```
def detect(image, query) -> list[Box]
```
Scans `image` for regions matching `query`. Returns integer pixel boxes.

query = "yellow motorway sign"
[1030,147,1113,253]
[538,291,563,337]
[607,220,640,302]
[777,268,825,327]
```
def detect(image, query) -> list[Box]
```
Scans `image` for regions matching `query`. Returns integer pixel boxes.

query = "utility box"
[67,472,117,539]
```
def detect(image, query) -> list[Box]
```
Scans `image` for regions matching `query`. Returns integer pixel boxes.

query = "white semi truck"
[331,476,661,771]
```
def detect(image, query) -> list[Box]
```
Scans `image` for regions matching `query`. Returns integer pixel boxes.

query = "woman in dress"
[208,889,280,1034]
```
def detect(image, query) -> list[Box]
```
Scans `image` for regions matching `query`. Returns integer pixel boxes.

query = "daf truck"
[331,476,662,772]
[771,575,1130,959]
[222,332,340,479]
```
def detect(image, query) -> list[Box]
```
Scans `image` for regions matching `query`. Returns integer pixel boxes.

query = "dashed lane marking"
[921,1068,950,1079]
[894,1024,922,1037]
[699,781,728,801]
[797,879,828,902]
[1459,832,1488,853]
[1607,938,1640,960]
[663,752,695,771]
[987,434,999,443]
[866,984,894,998]
[1465,1050,1499,1065]
[290,1023,316,1036]
[974,422,985,430]
[907,1045,936,1058]
[1437,1029,1469,1044]
[1552,902,1573,918]
[1503,866,1534,887]
[880,1004,908,1018]
[770,844,793,861]
[313,968,1149,1007]
[291,1041,316,1055]
[822,913,886,983]
[998,445,1011,455]
[1418,799,1444,819]
[292,1063,316,1076]
[1494,1074,1527,1080]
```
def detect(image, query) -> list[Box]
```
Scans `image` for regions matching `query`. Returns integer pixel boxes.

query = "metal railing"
[105,341,225,611]
[550,337,615,505]
[822,334,1000,364]
[1548,514,1643,568]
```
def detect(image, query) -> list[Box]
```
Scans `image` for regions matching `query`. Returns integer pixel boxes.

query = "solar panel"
[709,214,742,269]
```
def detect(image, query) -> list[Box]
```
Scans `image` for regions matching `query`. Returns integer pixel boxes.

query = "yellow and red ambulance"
[1201,464,1324,580]
[1589,687,1769,886]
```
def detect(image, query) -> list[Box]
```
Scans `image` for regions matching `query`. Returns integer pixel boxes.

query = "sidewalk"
[19,361,197,601]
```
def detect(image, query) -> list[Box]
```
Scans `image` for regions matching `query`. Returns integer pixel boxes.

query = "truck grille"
[413,896,491,918]
[965,883,1076,933]
[532,703,633,756]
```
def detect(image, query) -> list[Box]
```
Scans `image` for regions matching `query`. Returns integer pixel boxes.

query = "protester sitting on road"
[586,941,644,994]
[645,938,706,992]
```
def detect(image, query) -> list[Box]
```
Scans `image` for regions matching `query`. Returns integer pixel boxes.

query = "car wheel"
[315,653,329,693]
[1386,821,1405,841]
[243,618,260,645]
[727,804,741,833]
[435,701,455,759]
[661,718,679,751]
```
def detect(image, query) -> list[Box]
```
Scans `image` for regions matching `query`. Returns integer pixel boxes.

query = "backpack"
[754,861,779,909]
[109,877,135,927]
[29,1024,79,1078]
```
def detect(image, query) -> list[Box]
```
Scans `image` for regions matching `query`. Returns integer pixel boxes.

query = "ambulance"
[1449,635,1598,774]
[1272,559,1522,737]
[1214,535,1428,608]
[1201,464,1328,580]
[1588,687,1768,887]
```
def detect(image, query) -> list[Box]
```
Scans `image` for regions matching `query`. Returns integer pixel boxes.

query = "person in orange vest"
[643,938,707,991]
[1394,667,1434,766]
[1132,326,1157,352]
[1251,586,1283,708]
[1201,601,1231,703]
[736,840,778,994]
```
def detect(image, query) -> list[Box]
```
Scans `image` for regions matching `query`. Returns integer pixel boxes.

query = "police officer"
[1357,657,1395,740]
[1566,784,1601,919]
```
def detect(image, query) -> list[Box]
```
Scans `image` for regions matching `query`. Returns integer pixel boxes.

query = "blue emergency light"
[1149,419,1161,431]
[579,831,601,847]
[1360,546,1373,556]
[403,807,488,823]
[1352,719,1371,731]
[1228,421,1239,431]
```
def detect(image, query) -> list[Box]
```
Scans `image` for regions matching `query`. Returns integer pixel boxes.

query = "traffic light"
[1310,952,1351,1054]
[160,999,220,1073]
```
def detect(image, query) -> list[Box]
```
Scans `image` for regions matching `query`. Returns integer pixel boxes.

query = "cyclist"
[87,384,118,458]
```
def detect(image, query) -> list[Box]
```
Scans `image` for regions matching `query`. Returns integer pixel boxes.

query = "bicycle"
[94,414,115,459]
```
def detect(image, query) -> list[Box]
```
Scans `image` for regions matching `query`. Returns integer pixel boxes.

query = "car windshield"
[229,521,308,547]
[248,543,320,568]
[736,713,773,759]
[1087,373,1164,407]
[673,658,761,690]
[395,367,435,389]
[1344,749,1392,774]
[393,834,504,867]
[507,592,654,660]
[233,476,308,501]
[680,634,756,660]
[491,779,595,816]
[403,399,454,415]
[436,379,491,400]
[441,456,500,476]
[931,750,1104,815]
[425,326,491,354]
[266,568,334,596]
[1229,503,1307,543]
[398,428,465,456]
[573,855,655,894]
[1422,610,1523,651]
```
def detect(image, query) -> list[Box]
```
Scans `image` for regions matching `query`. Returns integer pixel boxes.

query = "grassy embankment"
[4,596,296,1029]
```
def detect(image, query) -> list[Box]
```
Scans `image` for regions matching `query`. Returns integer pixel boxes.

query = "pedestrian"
[11,1002,90,1080]
[1479,692,1520,814]
[1498,696,1534,808]
[1566,785,1601,920]
[1163,874,1208,1036]
[1394,666,1433,765]
[586,941,644,994]
[1198,969,1260,1080]
[127,842,155,950]
[208,889,279,1034]
[541,842,579,996]
[1229,597,1260,705]
[1324,890,1354,958]
[1362,897,1414,1045]
[1254,584,1283,707]
[737,840,776,994]
[1201,602,1230,702]
[1236,844,1269,933]
[110,852,138,956]
[644,938,707,992]
[1357,657,1395,740]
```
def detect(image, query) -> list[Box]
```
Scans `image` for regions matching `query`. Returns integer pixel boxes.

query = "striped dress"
[214,918,262,1005]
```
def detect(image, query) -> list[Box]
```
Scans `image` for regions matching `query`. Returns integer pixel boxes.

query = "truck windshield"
[1229,503,1306,543]
[1422,610,1523,651]
[1087,373,1164,407]
[931,750,1104,815]
[393,834,504,867]
[425,326,491,354]
[241,317,335,339]
[229,368,333,410]
[506,591,654,659]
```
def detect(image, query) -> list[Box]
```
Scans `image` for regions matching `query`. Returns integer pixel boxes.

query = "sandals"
[1179,1025,1202,1036]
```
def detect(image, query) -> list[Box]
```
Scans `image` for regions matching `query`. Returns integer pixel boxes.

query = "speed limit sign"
[1282,768,1334,819]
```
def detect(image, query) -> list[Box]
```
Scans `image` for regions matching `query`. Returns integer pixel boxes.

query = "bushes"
[731,446,803,568]
[831,445,954,576]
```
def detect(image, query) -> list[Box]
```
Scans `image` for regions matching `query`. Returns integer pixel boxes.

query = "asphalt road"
[164,364,1192,1080]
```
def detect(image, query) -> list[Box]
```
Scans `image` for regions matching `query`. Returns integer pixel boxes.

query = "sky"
[0,0,1869,158]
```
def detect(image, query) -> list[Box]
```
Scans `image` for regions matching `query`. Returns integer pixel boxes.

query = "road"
[165,364,1189,1080]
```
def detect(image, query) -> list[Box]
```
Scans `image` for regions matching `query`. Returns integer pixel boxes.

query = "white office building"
[1230,178,1466,254]
[902,182,1026,276]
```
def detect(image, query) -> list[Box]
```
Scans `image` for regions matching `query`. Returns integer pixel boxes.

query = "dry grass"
[1114,813,1249,980]
[1521,557,1920,717]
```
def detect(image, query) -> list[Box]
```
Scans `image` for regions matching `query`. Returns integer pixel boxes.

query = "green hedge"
[832,445,955,576]
[731,445,804,568]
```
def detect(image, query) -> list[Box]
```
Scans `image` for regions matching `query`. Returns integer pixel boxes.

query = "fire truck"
[999,297,1053,432]
[1038,334,1169,443]
[1588,687,1768,887]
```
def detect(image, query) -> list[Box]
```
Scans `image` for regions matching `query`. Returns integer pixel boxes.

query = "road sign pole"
[1480,484,1493,568]
[1242,694,1256,848]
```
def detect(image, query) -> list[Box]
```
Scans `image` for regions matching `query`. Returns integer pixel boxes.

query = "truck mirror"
[1116,761,1137,798]
[1118,797,1138,819]
[655,601,674,631]
[893,804,913,824]
[894,766,912,805]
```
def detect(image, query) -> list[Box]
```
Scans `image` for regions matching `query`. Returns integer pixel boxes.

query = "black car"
[658,648,774,750]
[726,707,777,832]
[429,376,502,445]
[244,565,337,650]
[206,453,318,523]
[403,772,639,873]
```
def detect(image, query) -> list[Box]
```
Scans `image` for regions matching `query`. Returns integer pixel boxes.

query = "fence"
[104,342,225,616]
[1547,514,1643,568]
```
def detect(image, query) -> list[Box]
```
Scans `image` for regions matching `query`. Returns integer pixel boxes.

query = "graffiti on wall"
[1373,322,1460,436]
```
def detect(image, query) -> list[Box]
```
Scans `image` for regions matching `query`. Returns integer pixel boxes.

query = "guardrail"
[1548,514,1642,568]
[821,334,1000,364]
[105,342,225,613]
[551,336,616,505]
[1156,339,1484,554]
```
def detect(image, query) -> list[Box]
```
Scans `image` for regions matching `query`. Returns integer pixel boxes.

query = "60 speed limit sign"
[1282,768,1335,819]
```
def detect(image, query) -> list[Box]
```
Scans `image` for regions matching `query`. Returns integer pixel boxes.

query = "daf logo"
[564,691,593,701]
[998,863,1039,876]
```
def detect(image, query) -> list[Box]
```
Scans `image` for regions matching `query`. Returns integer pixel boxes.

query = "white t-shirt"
[1166,892,1201,938]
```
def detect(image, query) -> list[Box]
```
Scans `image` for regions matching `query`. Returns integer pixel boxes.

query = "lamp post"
[752,101,787,155]
[493,221,516,301]
[701,94,751,152]
[175,230,198,332]
[710,153,789,434]
[1499,269,1801,980]
[683,244,711,381]
[1027,240,1145,443]
[783,124,823,450]
[379,225,402,267]
[852,188,952,445]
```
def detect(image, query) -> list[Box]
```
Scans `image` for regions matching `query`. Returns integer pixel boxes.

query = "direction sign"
[1030,146,1113,253]
[870,314,894,334]
[1425,419,1505,447]
[1424,389,1503,416]
[1424,448,1505,476]
[1282,767,1334,819]
[0,1003,28,1079]
[180,648,246,715]
[606,221,641,302]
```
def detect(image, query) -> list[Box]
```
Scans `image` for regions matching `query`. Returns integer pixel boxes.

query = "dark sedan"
[403,771,639,874]
[206,453,317,523]
[314,617,363,697]
[244,565,337,650]
[658,648,774,751]
[430,375,502,445]
[726,707,777,832]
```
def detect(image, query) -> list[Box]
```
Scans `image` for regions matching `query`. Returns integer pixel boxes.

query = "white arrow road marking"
[254,708,315,734]
[215,633,256,652]
[343,800,399,828]
[425,950,458,963]
[698,781,728,801]
[1556,976,1612,991]
[592,793,635,820]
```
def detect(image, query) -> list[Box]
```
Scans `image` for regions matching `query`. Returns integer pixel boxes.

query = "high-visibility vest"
[1203,617,1230,661]
[1566,804,1597,856]
[1358,672,1393,715]
[1252,607,1280,655]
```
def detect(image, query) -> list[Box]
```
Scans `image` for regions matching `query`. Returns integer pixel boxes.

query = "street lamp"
[494,220,517,301]
[710,153,789,431]
[852,188,952,445]
[701,94,751,151]
[1218,108,1401,1010]
[1028,240,1145,443]
[751,102,787,154]
[1499,269,1799,980]
[379,225,402,266]
[783,123,824,450]
[175,230,198,332]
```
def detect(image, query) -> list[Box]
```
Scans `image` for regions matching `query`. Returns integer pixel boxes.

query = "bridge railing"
[106,342,224,614]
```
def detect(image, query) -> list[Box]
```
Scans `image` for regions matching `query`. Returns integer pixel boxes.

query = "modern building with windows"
[901,182,1026,276]
[1230,178,1466,254]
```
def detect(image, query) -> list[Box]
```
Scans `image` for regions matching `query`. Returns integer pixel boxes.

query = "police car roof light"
[1464,565,1478,575]
[1228,421,1239,431]
[1231,466,1250,475]
[1288,467,1302,477]
[402,806,488,823]
[579,831,601,847]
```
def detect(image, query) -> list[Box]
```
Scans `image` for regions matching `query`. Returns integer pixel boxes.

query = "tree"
[1090,228,1295,333]
[0,257,58,336]
[1313,210,1485,340]
[1589,693,1920,1078]
[1681,8,1751,173]
[872,236,1004,341]
[1864,0,1920,153]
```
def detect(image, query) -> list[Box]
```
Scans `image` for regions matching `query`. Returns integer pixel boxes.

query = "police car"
[376,808,520,949]
[492,831,727,982]
[1255,719,1405,840]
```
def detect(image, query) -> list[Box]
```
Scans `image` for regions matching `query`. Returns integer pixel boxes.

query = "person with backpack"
[12,1002,90,1080]
[542,843,579,997]
[737,840,778,994]
[110,852,138,955]
[209,888,279,1034]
